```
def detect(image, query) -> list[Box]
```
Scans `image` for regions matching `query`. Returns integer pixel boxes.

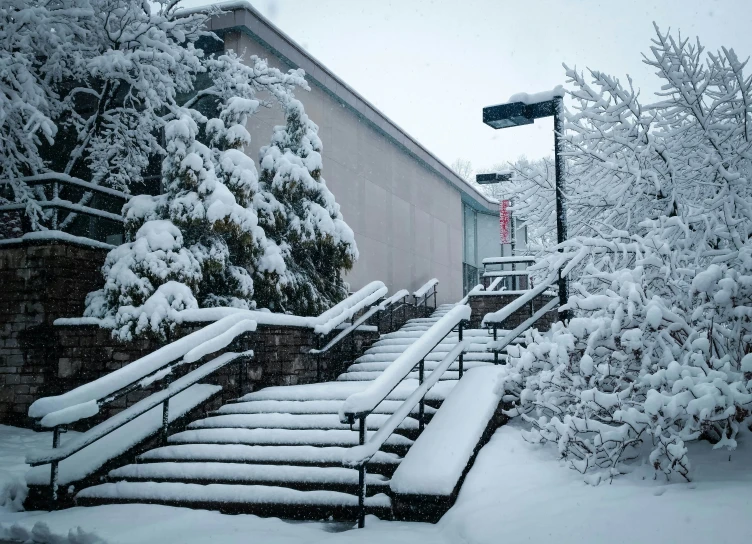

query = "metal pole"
[458,323,464,379]
[52,181,59,230]
[493,326,499,365]
[357,415,367,528]
[50,426,60,505]
[553,96,569,318]
[162,398,170,444]
[418,358,425,431]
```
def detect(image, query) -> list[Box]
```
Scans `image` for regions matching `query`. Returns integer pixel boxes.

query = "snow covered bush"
[255,99,358,315]
[86,110,275,341]
[499,26,752,482]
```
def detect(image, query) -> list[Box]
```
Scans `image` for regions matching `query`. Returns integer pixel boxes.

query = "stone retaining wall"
[0,239,395,427]
[467,292,560,331]
[0,239,109,425]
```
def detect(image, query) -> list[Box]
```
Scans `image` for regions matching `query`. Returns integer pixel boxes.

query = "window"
[463,204,478,294]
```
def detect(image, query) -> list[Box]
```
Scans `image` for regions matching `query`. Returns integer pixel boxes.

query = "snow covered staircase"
[74,304,505,520]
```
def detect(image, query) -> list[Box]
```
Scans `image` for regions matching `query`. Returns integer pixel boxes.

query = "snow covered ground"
[2,422,751,543]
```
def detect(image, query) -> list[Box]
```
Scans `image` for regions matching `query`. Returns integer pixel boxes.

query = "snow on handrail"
[313,282,388,335]
[342,340,468,467]
[311,289,409,355]
[487,298,559,352]
[482,256,536,265]
[0,173,132,200]
[487,277,504,291]
[481,272,558,326]
[412,278,439,299]
[458,284,484,305]
[29,314,257,419]
[169,282,389,333]
[27,351,248,465]
[483,270,531,277]
[340,304,471,420]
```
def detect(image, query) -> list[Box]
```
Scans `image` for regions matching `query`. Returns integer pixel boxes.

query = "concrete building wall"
[207,5,500,304]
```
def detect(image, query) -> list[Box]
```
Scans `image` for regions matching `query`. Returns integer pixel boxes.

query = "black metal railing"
[482,271,562,365]
[0,174,130,242]
[481,256,536,291]
[340,307,469,527]
[26,317,257,506]
[309,285,431,381]
[412,279,438,318]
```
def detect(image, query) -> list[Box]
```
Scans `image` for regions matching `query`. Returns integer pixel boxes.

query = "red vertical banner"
[500,200,511,244]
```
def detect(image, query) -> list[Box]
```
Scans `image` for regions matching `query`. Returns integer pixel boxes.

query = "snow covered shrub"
[86,112,272,341]
[499,27,752,482]
[255,99,358,315]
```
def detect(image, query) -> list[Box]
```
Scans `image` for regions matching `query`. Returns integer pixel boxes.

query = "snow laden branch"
[498,26,752,484]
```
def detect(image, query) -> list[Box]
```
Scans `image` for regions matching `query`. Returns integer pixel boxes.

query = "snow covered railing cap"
[413,278,439,299]
[313,281,388,335]
[28,313,257,420]
[482,256,536,265]
[340,304,471,421]
[481,272,557,327]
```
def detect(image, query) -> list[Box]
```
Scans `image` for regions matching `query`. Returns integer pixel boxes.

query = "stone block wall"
[0,239,390,427]
[467,293,560,331]
[0,240,109,425]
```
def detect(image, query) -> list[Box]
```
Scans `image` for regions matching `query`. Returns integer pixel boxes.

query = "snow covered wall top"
[390,365,504,496]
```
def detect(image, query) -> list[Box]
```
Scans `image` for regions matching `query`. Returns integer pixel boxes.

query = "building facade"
[204,2,502,303]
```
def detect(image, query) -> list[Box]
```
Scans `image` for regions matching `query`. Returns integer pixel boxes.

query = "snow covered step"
[346,359,497,373]
[236,379,457,403]
[337,370,472,382]
[353,351,496,364]
[214,399,436,416]
[107,462,390,494]
[359,342,492,356]
[75,481,392,520]
[138,444,401,473]
[26,384,222,487]
[167,428,414,453]
[187,413,419,432]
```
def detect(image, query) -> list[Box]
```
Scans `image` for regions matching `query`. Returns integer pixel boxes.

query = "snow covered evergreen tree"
[255,99,358,315]
[499,25,752,483]
[84,53,308,340]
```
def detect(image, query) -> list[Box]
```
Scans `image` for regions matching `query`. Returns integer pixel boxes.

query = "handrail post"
[493,325,499,365]
[52,181,59,230]
[433,285,437,312]
[162,373,172,445]
[315,334,322,382]
[238,355,245,396]
[418,358,425,432]
[357,415,367,529]
[50,426,60,506]
[458,322,464,379]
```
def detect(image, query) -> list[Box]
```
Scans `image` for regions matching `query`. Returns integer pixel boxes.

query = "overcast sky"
[203,0,752,172]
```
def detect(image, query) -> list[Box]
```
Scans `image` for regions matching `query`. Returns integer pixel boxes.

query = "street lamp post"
[482,91,569,312]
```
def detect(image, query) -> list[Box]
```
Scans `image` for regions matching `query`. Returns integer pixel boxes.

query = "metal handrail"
[0,175,130,232]
[308,289,413,381]
[310,290,410,356]
[29,350,252,505]
[27,317,259,506]
[341,312,469,528]
[412,280,438,318]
